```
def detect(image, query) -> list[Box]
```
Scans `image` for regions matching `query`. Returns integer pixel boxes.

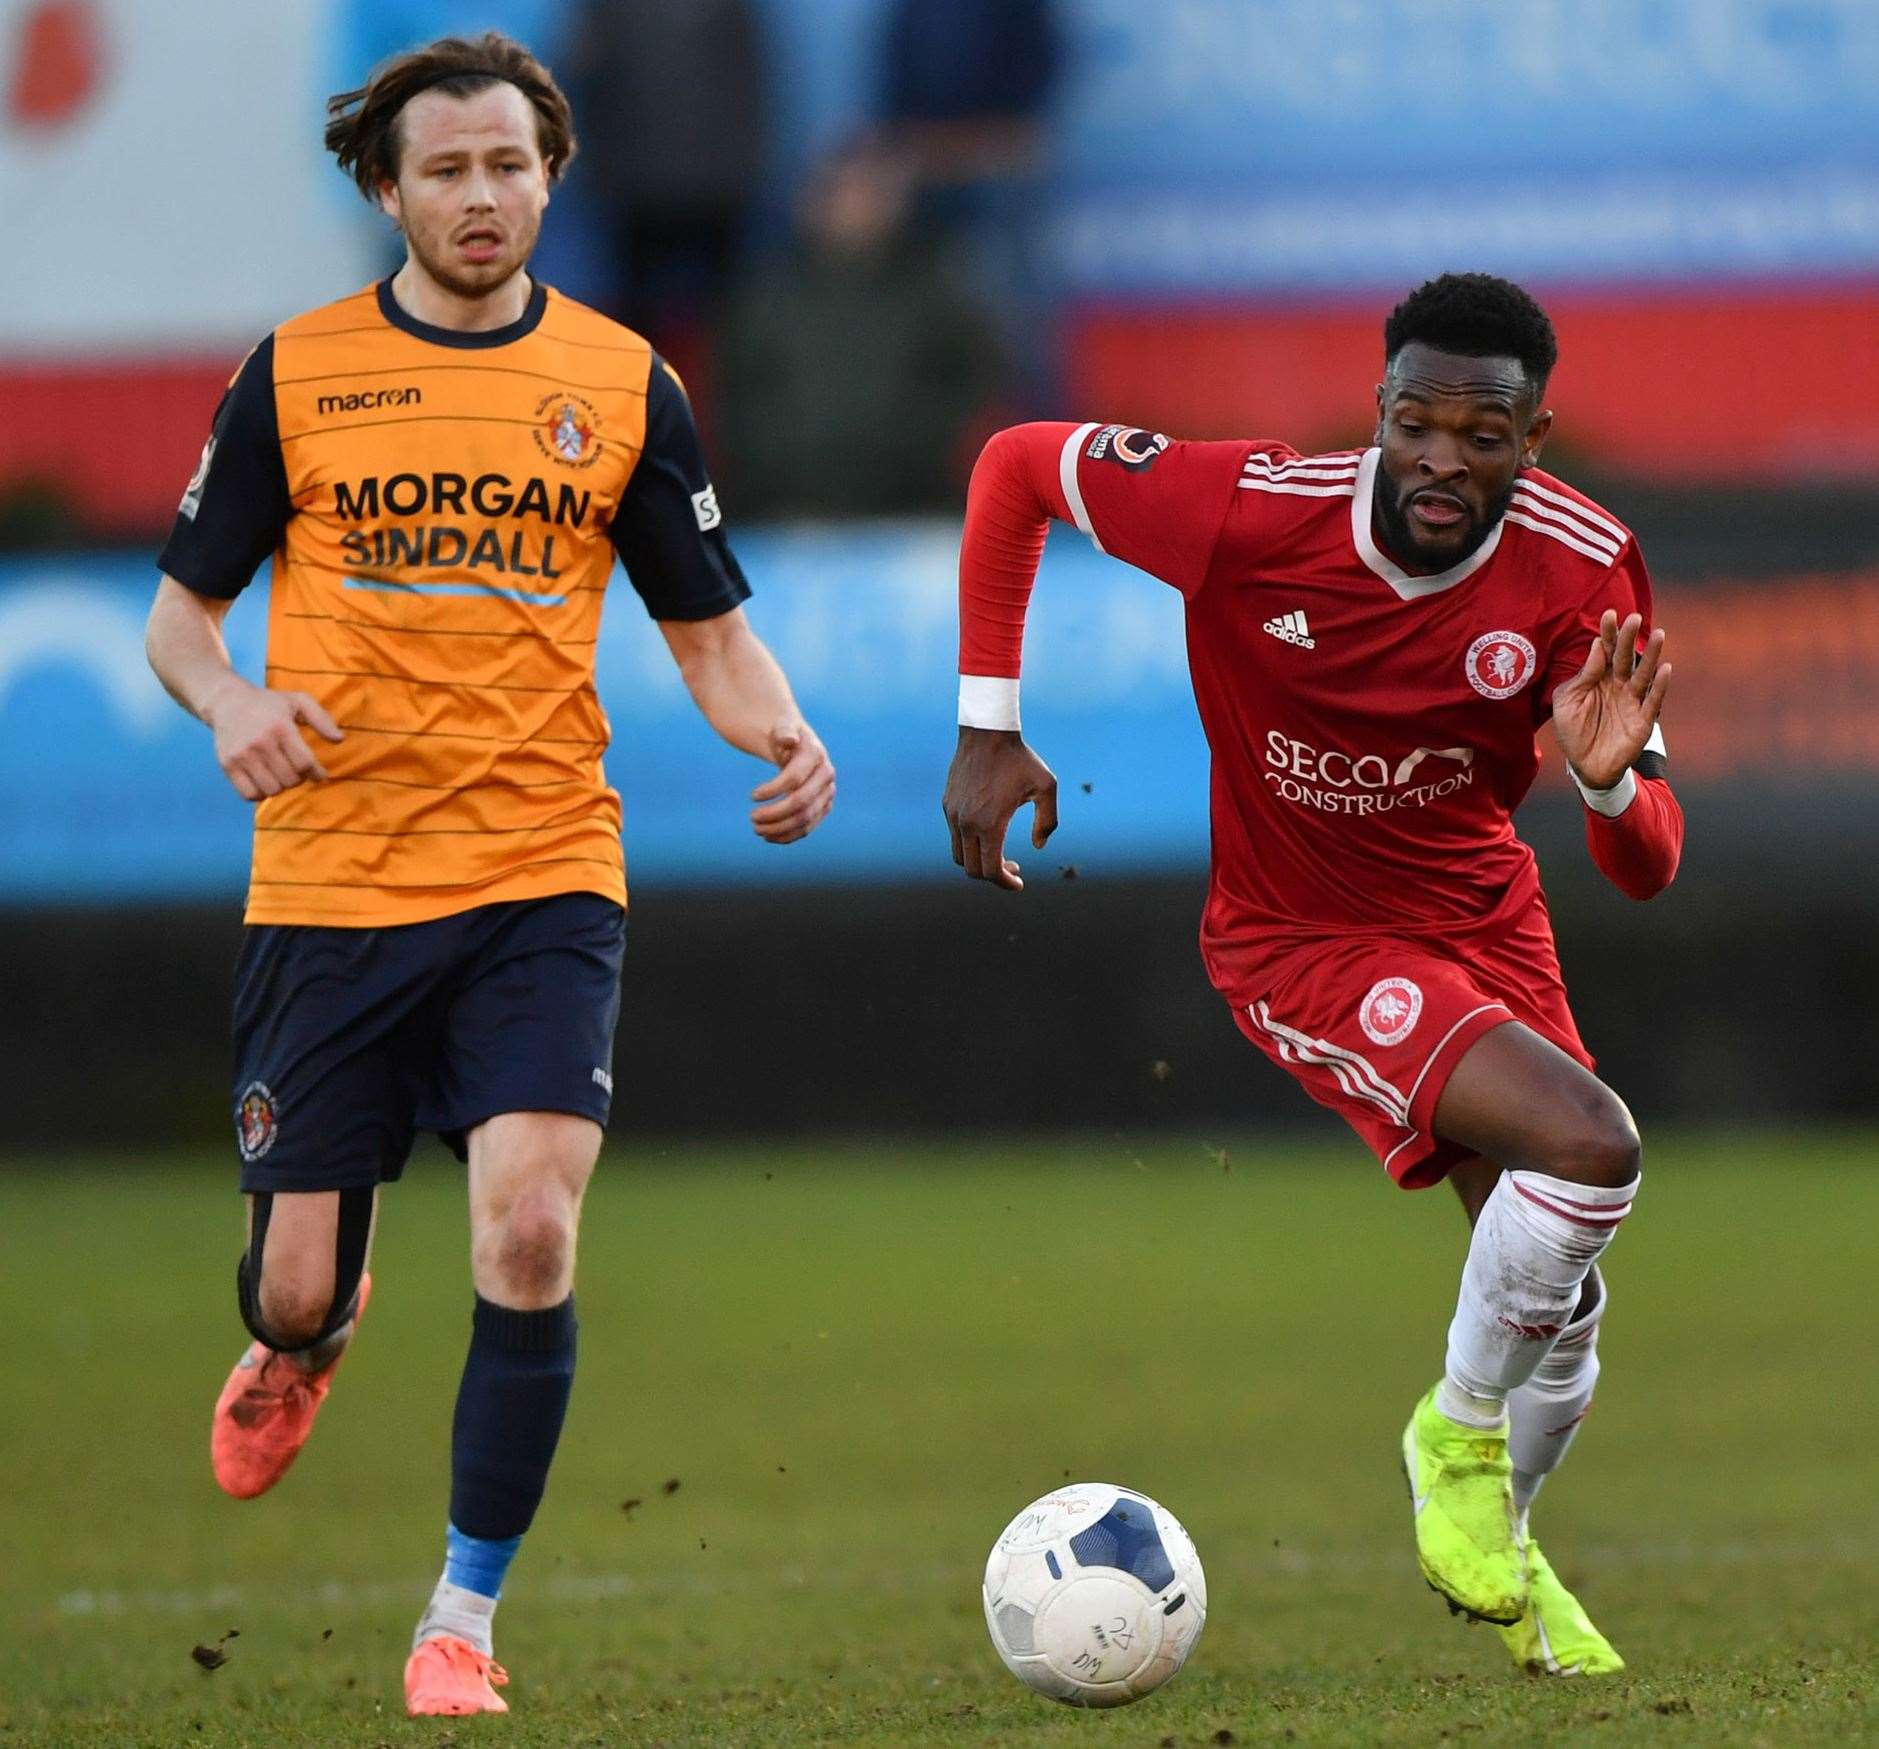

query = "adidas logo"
[1263,609,1315,649]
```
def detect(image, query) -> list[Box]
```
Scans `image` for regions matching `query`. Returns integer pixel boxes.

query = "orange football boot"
[405,1635,511,1716]
[210,1273,371,1499]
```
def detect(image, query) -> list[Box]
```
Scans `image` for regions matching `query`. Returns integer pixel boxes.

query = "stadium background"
[2,6,1876,1744]
[5,0,1876,1147]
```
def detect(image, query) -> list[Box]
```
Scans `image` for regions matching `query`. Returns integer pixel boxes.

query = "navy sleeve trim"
[609,354,752,622]
[1633,749,1669,782]
[156,334,292,600]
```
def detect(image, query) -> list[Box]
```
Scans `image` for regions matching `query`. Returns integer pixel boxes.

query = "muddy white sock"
[1509,1267,1605,1518]
[414,1575,500,1656]
[1443,1171,1634,1419]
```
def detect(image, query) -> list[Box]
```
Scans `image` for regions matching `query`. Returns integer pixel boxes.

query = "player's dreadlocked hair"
[324,32,577,201]
[1383,273,1558,400]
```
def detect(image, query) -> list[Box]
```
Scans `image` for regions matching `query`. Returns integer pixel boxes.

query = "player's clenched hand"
[1552,609,1670,793]
[207,680,345,803]
[942,727,1058,891]
[750,720,835,843]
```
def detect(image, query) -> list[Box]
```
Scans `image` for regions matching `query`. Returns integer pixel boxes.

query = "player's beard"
[1373,467,1519,573]
[404,209,541,306]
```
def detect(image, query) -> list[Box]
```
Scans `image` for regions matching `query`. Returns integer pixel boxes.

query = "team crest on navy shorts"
[236,1081,278,1161]
[1358,978,1423,1047]
[1465,630,1537,699]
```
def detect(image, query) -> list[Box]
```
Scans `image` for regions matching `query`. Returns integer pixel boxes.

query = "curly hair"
[1383,272,1558,399]
[324,32,577,201]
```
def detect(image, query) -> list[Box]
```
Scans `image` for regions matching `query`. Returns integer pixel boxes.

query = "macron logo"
[1263,609,1315,649]
[316,385,422,416]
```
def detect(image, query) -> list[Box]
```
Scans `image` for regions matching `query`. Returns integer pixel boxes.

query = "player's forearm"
[145,576,254,727]
[671,619,805,758]
[957,423,1081,729]
[1581,773,1683,900]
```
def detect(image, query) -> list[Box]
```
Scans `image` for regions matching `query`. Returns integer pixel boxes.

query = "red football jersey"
[972,424,1655,1005]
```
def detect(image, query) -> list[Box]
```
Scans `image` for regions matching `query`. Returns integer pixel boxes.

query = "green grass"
[1,1134,1873,1746]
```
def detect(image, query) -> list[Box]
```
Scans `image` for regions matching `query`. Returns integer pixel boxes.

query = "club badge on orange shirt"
[534,392,604,469]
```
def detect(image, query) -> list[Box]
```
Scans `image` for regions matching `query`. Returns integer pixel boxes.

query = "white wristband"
[1571,766,1638,817]
[959,674,1021,731]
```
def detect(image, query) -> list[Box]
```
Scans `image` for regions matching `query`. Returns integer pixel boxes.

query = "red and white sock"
[1508,1267,1605,1523]
[1437,1171,1635,1430]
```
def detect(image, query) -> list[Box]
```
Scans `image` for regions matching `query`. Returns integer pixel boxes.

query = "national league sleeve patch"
[179,435,217,520]
[1084,424,1170,471]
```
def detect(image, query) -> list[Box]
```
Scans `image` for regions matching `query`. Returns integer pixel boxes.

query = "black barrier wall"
[5,784,1877,1156]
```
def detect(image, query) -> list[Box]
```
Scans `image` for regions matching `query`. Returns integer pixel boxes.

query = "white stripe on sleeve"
[1059,423,1105,554]
[1512,477,1627,543]
[1504,510,1617,565]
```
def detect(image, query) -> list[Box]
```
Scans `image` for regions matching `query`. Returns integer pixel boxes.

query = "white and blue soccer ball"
[982,1482,1207,1707]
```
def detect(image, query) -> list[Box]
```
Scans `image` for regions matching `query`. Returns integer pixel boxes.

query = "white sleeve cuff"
[1572,766,1638,817]
[958,674,1021,731]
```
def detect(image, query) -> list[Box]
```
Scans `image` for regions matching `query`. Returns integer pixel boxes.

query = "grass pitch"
[1,1134,1873,1746]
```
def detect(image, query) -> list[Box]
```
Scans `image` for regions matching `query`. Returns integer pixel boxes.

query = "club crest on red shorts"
[1358,977,1423,1046]
[1465,630,1537,699]
[236,1080,278,1161]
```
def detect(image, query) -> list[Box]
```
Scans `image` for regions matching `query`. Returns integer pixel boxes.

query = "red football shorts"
[1231,909,1593,1190]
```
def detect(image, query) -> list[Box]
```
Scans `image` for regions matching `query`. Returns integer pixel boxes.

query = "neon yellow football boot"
[1401,1384,1527,1625]
[1497,1538,1625,1674]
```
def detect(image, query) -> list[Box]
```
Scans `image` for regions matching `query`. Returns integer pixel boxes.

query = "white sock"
[414,1578,497,1656]
[1509,1267,1605,1519]
[1442,1170,1635,1420]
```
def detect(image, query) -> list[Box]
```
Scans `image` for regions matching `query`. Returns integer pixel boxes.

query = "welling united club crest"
[532,392,603,468]
[1465,630,1538,700]
[236,1080,278,1161]
[1358,977,1423,1047]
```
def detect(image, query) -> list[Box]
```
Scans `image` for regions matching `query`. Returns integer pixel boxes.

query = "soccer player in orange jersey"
[144,34,835,1718]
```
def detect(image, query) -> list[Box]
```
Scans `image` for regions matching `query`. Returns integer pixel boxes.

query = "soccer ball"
[982,1482,1206,1707]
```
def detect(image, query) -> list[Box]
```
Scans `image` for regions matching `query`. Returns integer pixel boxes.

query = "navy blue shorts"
[230,893,625,1193]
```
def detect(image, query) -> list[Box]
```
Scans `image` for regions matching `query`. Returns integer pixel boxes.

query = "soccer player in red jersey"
[942,274,1682,1674]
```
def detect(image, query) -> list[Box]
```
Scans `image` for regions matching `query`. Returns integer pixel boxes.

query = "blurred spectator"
[873,0,1063,409]
[875,0,1061,188]
[566,0,768,362]
[714,142,1006,520]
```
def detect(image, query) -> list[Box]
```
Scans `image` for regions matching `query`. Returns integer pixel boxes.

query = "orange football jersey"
[159,278,749,927]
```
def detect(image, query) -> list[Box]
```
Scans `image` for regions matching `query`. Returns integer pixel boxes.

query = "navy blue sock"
[449,1294,578,1542]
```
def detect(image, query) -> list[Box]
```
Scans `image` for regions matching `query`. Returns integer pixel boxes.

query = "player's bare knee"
[485,1194,575,1303]
[1548,1089,1641,1188]
[256,1274,338,1349]
[238,1187,369,1352]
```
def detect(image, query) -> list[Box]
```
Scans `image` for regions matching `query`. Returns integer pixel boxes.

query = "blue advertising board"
[754,0,1879,295]
[0,527,1208,903]
[328,1,1879,303]
[1049,0,1879,294]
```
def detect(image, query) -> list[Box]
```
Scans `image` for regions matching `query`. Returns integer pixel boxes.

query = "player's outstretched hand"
[750,720,835,843]
[942,726,1059,891]
[1552,610,1671,793]
[209,681,345,803]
